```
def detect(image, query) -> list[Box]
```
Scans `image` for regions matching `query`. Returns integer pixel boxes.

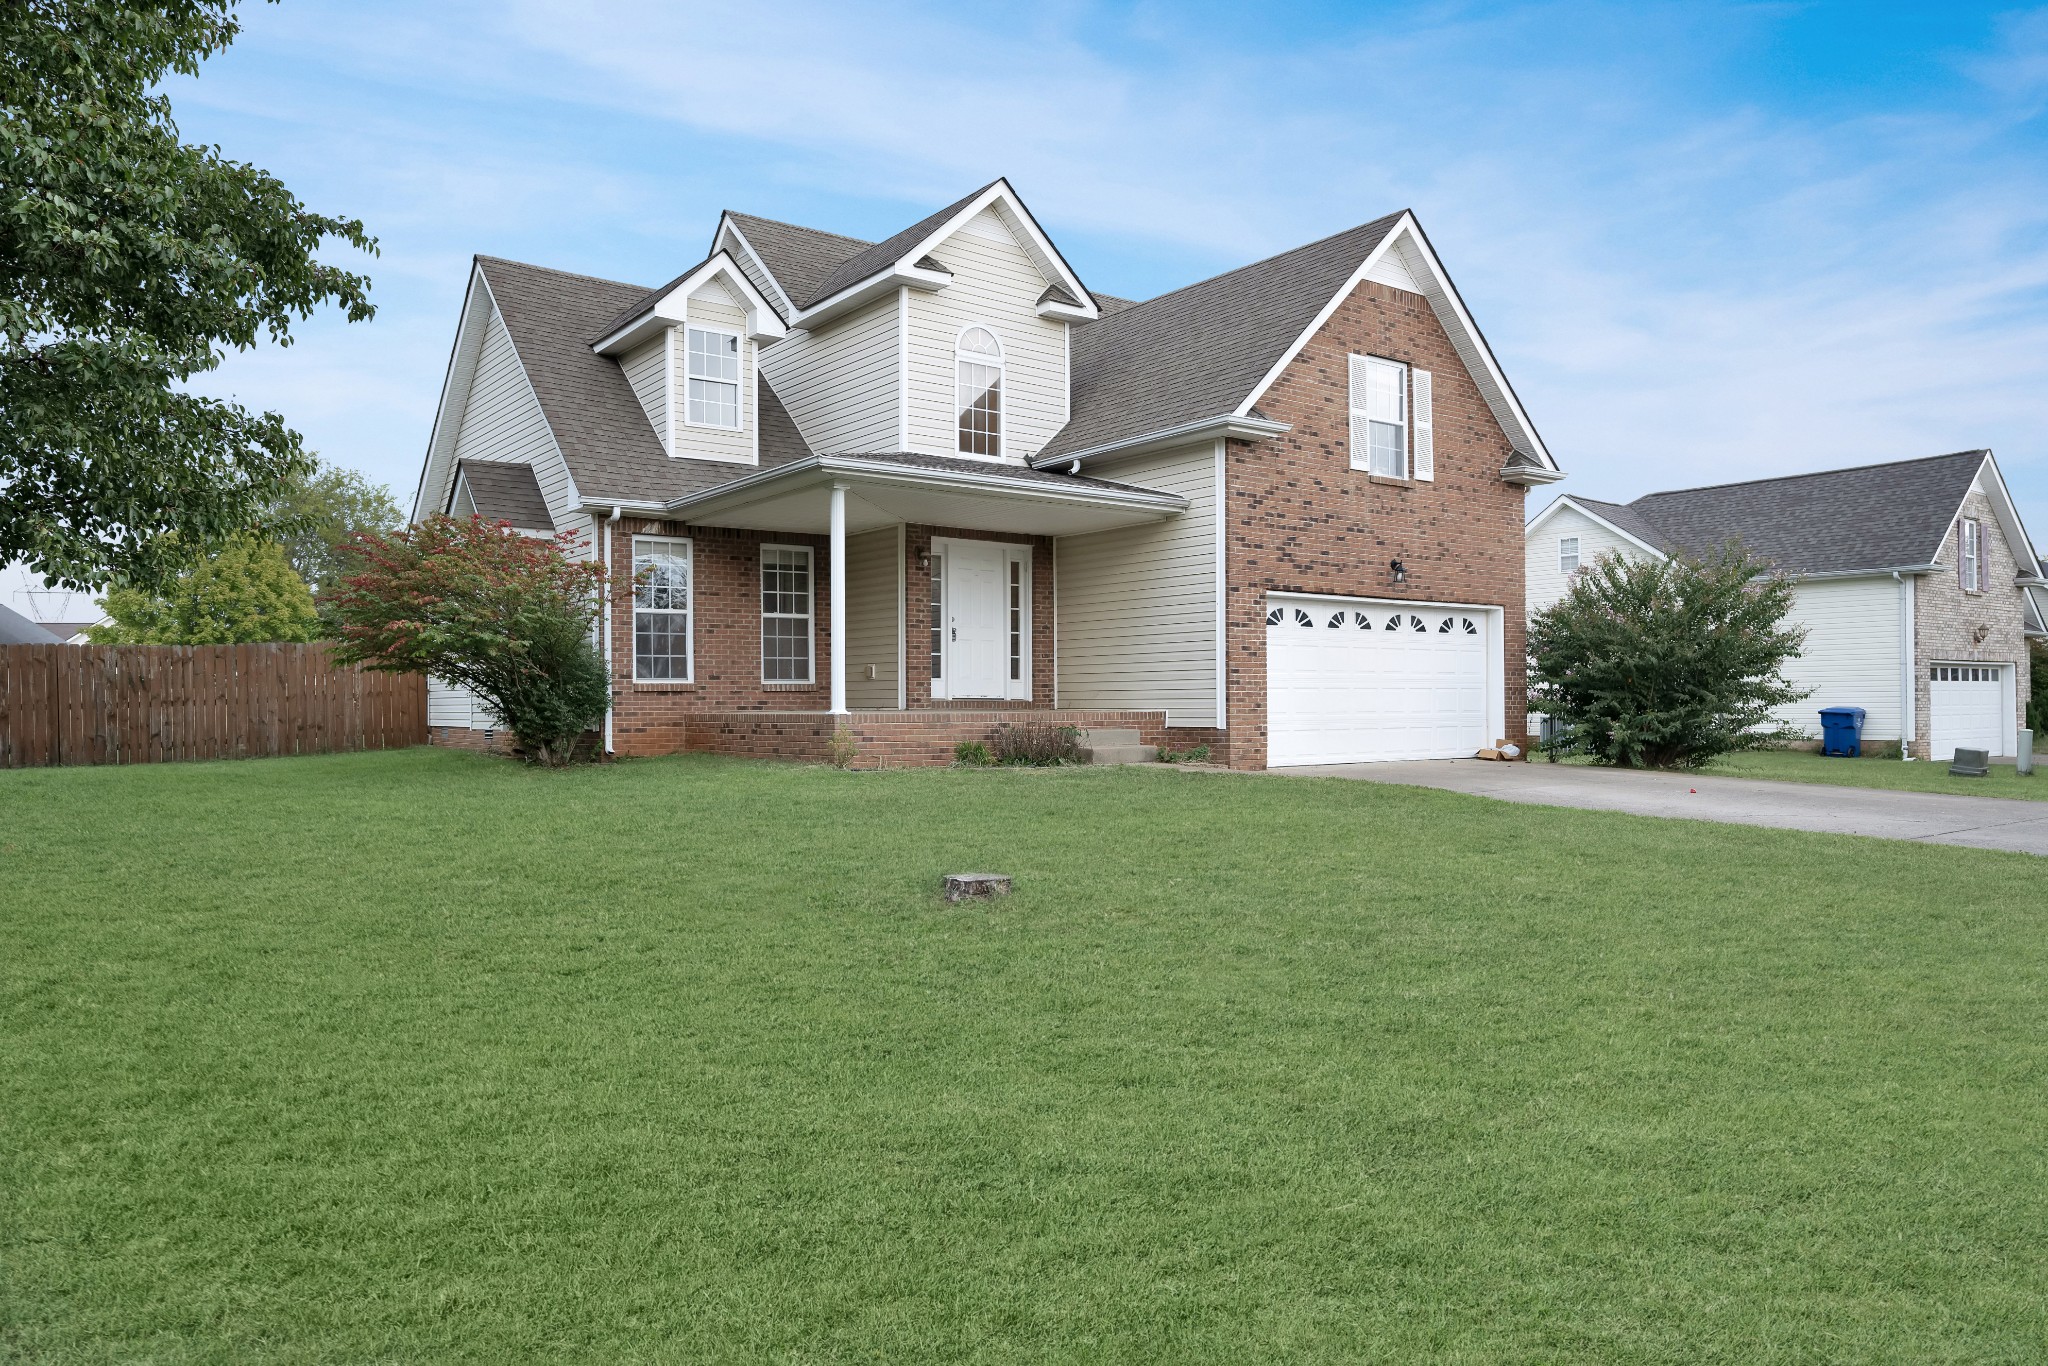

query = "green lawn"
[1707,747,2048,800]
[4,749,2046,1363]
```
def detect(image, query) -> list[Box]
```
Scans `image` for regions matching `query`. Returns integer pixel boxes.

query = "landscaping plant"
[2,0,376,594]
[2029,638,2047,737]
[87,533,320,645]
[1530,544,1808,769]
[327,516,609,766]
[989,722,1083,766]
[953,740,993,767]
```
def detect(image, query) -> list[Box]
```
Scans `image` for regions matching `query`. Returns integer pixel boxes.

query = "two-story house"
[414,179,1563,768]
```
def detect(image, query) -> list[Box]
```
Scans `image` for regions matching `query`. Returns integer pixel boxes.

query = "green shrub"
[989,722,1081,766]
[1530,544,1808,770]
[953,740,993,767]
[2029,639,2047,737]
[327,516,610,766]
[1158,744,1211,764]
[88,534,320,644]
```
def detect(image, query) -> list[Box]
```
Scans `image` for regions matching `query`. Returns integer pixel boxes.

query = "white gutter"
[603,505,621,757]
[656,454,1189,519]
[1027,414,1289,470]
[1895,570,1915,761]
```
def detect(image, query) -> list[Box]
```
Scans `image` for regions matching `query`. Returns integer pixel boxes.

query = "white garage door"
[1267,597,1491,765]
[1929,664,2006,760]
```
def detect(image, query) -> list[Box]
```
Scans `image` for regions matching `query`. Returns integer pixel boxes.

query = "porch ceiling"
[616,453,1188,537]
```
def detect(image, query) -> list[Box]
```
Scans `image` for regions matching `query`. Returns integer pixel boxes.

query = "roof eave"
[1030,414,1291,470]
[791,263,952,330]
[1502,463,1566,487]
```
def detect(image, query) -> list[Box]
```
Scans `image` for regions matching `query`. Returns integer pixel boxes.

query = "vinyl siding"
[428,675,500,730]
[906,208,1067,462]
[1055,443,1218,726]
[758,296,899,455]
[844,527,901,708]
[1774,576,1904,741]
[675,282,755,464]
[619,333,667,451]
[449,304,579,527]
[1525,504,1654,614]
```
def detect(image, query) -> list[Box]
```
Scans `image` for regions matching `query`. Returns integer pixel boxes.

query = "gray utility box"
[1949,747,1991,778]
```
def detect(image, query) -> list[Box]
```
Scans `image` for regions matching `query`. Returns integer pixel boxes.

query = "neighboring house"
[0,599,62,645]
[0,561,104,642]
[1526,451,2048,761]
[414,178,1562,767]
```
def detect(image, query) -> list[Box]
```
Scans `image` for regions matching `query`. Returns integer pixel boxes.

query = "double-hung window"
[1959,517,1983,593]
[632,536,691,681]
[1350,355,1408,477]
[761,546,814,683]
[685,326,741,429]
[1559,536,1581,575]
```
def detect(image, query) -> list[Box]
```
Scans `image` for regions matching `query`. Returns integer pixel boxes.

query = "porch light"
[917,548,930,570]
[1390,558,1408,585]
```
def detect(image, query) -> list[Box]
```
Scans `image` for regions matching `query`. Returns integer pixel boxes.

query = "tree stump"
[943,873,1012,903]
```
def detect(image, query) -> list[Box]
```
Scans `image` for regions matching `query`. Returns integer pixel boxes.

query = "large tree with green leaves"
[1530,545,1810,770]
[2,0,375,594]
[87,533,319,644]
[270,458,403,597]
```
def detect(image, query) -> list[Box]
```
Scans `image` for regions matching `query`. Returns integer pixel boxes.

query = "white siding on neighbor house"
[619,333,667,450]
[1055,443,1219,727]
[1525,503,1653,614]
[1774,577,1905,741]
[906,208,1067,463]
[759,296,899,455]
[449,305,579,527]
[844,527,900,709]
[675,281,755,464]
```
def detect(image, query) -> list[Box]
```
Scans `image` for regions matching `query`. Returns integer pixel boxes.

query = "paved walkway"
[1279,759,2048,856]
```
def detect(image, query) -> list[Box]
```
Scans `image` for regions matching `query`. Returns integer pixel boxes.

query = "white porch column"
[829,482,848,714]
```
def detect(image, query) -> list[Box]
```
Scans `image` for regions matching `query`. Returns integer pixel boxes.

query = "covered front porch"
[590,453,1187,761]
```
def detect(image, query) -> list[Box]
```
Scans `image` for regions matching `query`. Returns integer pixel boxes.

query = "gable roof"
[803,182,996,308]
[1564,496,1681,556]
[455,460,555,531]
[1564,451,1998,576]
[724,213,874,309]
[0,599,61,645]
[1041,212,1404,460]
[475,256,814,506]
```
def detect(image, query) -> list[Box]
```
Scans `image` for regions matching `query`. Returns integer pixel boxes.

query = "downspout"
[604,506,622,756]
[1895,570,1914,761]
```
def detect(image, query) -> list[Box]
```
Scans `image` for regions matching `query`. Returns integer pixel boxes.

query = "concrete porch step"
[1077,728,1157,765]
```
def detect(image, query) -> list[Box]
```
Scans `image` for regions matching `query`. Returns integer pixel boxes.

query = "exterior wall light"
[1390,558,1408,585]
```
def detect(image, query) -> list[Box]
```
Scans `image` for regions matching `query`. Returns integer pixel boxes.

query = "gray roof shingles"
[1040,211,1404,459]
[801,182,998,308]
[1616,450,1988,575]
[456,459,556,531]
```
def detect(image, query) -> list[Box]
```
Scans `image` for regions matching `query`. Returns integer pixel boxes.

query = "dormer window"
[956,326,1003,458]
[685,326,741,429]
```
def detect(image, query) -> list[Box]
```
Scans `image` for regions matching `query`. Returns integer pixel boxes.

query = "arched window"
[956,326,1003,457]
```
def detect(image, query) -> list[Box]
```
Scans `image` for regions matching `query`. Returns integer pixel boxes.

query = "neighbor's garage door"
[1266,597,1490,765]
[1929,664,2006,760]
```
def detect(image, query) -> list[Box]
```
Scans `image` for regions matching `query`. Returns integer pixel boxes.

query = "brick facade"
[1910,489,2033,758]
[687,708,1166,769]
[902,525,1056,711]
[1220,278,1528,769]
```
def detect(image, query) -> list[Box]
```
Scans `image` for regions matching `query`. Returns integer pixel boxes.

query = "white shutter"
[1411,369,1433,481]
[1347,353,1371,470]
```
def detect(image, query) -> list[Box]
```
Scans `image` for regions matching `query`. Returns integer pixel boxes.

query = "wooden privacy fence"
[0,644,426,768]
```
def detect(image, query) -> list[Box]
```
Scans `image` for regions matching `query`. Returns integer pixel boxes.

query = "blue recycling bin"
[1819,706,1867,757]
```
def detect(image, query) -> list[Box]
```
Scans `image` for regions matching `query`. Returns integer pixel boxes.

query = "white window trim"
[759,543,815,686]
[630,535,693,683]
[1558,536,1581,575]
[682,323,744,432]
[954,323,1006,461]
[928,536,1032,701]
[1959,517,1983,593]
[1349,353,1409,477]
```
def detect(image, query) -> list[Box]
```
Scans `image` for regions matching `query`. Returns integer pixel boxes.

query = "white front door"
[1929,664,2008,759]
[946,540,1008,698]
[1266,596,1493,764]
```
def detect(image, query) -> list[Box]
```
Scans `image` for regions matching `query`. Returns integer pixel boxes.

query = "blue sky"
[174,0,2048,552]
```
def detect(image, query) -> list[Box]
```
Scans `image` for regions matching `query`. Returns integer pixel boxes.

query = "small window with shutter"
[1349,355,1408,477]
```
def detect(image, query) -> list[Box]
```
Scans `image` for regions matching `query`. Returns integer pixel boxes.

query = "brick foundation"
[685,708,1167,769]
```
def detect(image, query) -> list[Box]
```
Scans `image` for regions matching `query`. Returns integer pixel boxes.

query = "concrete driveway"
[1278,759,2048,857]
